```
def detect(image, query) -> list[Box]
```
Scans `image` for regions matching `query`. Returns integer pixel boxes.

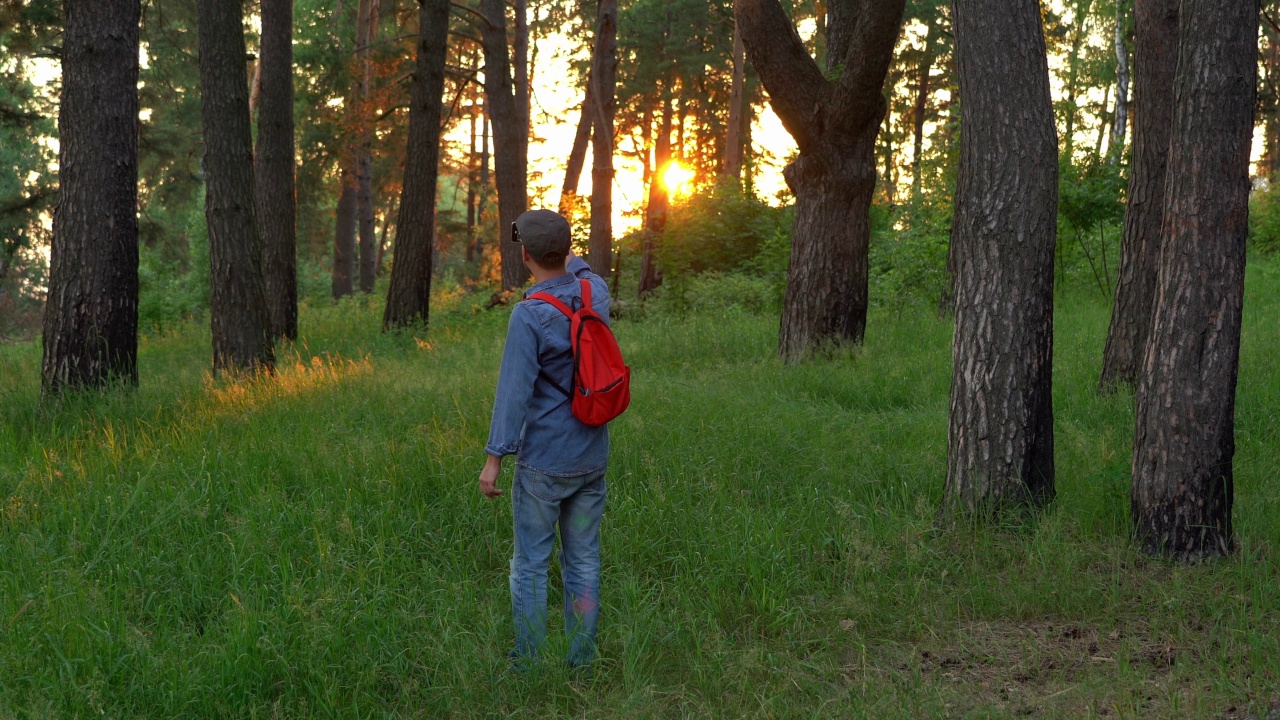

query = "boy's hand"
[479,455,504,498]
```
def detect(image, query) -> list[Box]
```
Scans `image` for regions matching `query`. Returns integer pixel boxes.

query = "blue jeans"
[509,465,607,666]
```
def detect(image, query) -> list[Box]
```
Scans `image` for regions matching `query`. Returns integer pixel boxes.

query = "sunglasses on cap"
[509,222,520,244]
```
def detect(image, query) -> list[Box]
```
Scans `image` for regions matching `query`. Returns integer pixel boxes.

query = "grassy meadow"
[2,261,1280,718]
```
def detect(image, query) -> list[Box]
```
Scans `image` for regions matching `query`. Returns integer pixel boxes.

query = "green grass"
[1,265,1279,719]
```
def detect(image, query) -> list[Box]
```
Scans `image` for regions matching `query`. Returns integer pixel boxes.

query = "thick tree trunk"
[42,0,140,395]
[198,0,274,373]
[778,144,877,355]
[1131,0,1256,561]
[638,95,673,297]
[332,160,357,298]
[587,0,617,277]
[724,23,747,181]
[255,0,297,341]
[1109,0,1130,163]
[942,0,1058,517]
[481,0,530,290]
[1099,0,1178,391]
[735,0,905,359]
[356,0,380,293]
[382,0,449,328]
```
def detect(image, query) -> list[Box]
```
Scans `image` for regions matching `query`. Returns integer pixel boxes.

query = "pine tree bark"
[1131,0,1256,561]
[942,0,1058,517]
[481,0,530,290]
[735,0,906,360]
[1099,0,1178,391]
[255,0,297,341]
[198,0,274,372]
[587,0,617,278]
[332,160,357,297]
[382,0,449,329]
[42,0,140,395]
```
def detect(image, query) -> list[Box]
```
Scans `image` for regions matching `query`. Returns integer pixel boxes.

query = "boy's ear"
[520,246,530,262]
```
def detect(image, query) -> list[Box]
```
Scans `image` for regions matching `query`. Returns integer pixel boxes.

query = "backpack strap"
[579,278,592,311]
[527,292,573,318]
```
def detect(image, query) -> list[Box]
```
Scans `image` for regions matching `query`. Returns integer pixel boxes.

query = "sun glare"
[661,161,695,198]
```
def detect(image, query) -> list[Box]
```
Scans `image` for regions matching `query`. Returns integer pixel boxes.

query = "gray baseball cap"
[511,209,572,263]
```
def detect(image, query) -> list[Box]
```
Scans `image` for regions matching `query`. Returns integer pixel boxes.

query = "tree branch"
[830,0,906,134]
[733,0,829,152]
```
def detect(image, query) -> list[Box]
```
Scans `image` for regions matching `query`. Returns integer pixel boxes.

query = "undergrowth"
[0,262,1278,718]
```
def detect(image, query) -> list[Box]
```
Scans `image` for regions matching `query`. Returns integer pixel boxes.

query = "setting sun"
[661,161,696,198]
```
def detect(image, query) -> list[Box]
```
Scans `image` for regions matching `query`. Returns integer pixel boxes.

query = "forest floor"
[1,260,1279,719]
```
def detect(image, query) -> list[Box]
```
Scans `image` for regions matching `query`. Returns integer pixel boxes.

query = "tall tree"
[941,0,1058,517]
[480,0,530,290]
[587,0,618,277]
[1131,0,1257,561]
[331,160,357,297]
[197,0,274,372]
[638,94,673,296]
[1099,0,1178,390]
[383,0,450,329]
[356,0,380,293]
[256,0,298,341]
[1109,0,1131,163]
[41,0,140,394]
[723,20,747,182]
[735,0,906,360]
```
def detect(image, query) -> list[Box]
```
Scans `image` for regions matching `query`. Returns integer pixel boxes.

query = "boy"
[479,209,611,669]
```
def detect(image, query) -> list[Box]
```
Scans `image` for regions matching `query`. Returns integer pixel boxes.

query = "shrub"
[1249,179,1280,256]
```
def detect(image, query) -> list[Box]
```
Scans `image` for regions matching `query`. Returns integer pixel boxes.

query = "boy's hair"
[528,251,566,271]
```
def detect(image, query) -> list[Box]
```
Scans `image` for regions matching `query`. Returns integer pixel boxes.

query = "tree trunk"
[467,100,479,262]
[724,22,747,181]
[356,0,380,293]
[559,78,594,214]
[198,0,274,373]
[382,0,449,328]
[42,0,140,395]
[588,0,618,277]
[1262,31,1280,178]
[332,160,357,298]
[911,17,938,202]
[1131,0,1256,561]
[1099,0,1178,391]
[942,0,1058,517]
[255,0,297,341]
[481,0,530,290]
[1062,0,1095,161]
[477,106,490,261]
[735,0,905,360]
[1109,0,1130,163]
[639,95,673,297]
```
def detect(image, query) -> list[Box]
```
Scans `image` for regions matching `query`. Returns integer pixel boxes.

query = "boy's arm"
[480,305,540,497]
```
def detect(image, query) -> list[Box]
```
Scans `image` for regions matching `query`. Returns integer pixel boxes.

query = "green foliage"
[1057,157,1126,297]
[3,259,1280,716]
[1249,179,1280,256]
[648,271,782,317]
[655,183,792,279]
[870,199,951,310]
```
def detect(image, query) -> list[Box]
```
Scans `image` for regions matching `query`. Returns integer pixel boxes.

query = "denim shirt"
[485,256,610,476]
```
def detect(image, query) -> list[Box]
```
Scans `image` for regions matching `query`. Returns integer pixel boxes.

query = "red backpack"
[528,278,631,427]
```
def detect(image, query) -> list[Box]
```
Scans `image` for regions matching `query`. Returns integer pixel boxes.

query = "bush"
[1250,179,1280,256]
[648,271,782,318]
[869,200,949,310]
[656,182,793,279]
